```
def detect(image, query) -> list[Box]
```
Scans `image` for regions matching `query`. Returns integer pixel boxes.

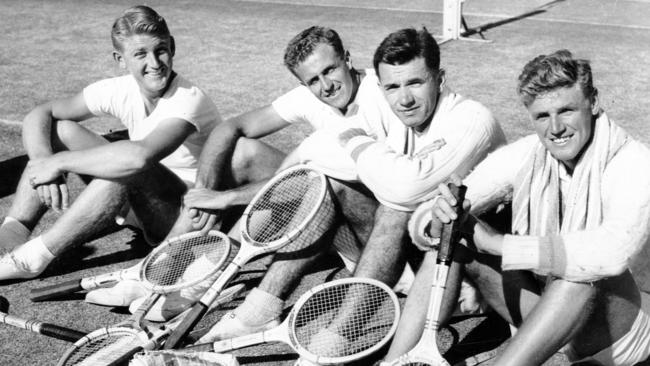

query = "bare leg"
[383,248,464,360]
[166,137,285,238]
[126,166,188,245]
[353,204,410,286]
[41,179,127,255]
[466,255,640,366]
[7,120,109,231]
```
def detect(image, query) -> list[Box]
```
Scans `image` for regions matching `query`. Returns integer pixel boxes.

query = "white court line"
[238,0,650,31]
[0,119,22,127]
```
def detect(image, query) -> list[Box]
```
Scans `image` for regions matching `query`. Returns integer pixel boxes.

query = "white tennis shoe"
[0,252,43,280]
[197,312,280,343]
[85,279,150,307]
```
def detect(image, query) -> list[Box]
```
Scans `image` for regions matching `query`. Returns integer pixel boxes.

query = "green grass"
[1,0,649,365]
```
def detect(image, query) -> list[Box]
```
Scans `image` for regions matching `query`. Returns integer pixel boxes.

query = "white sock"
[0,217,30,249]
[233,287,284,326]
[11,236,55,273]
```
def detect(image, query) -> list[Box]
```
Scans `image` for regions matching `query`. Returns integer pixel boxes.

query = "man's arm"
[184,147,301,211]
[340,108,505,209]
[474,143,650,282]
[193,105,290,190]
[27,116,195,185]
[22,92,95,160]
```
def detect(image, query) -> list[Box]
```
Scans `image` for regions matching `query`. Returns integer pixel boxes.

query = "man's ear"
[170,36,176,57]
[438,69,446,91]
[590,88,600,115]
[113,50,126,69]
[344,50,351,68]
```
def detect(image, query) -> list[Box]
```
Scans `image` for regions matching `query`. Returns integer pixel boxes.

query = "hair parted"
[283,26,345,73]
[372,27,440,77]
[517,49,597,107]
[111,5,171,51]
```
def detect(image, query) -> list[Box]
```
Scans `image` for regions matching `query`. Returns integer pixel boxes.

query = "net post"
[436,0,492,44]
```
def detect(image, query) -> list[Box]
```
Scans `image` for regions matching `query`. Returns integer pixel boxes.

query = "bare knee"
[231,137,284,184]
[52,120,107,151]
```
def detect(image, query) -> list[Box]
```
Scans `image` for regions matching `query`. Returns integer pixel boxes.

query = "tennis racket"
[30,261,143,302]
[164,164,336,349]
[55,230,235,366]
[0,296,86,342]
[186,277,400,365]
[389,183,467,366]
[55,281,245,366]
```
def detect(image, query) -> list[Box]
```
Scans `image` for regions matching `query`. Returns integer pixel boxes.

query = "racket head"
[240,165,334,252]
[56,327,143,366]
[287,277,401,364]
[139,231,232,293]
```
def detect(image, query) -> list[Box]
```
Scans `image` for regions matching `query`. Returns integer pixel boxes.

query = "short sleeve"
[271,86,319,125]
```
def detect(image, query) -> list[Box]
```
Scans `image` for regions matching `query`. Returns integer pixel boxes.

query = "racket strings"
[142,234,229,292]
[246,169,327,244]
[293,283,397,357]
[59,329,141,366]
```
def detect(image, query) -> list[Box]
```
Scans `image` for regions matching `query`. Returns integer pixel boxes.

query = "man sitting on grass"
[0,5,222,281]
[389,50,650,366]
[196,27,506,351]
[84,25,410,306]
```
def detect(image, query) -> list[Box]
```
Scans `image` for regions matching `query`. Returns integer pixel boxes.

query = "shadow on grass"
[461,0,566,40]
[445,311,511,364]
[19,227,150,288]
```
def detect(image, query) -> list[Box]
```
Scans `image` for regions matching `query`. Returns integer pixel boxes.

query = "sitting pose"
[388,50,650,366]
[85,25,405,306]
[0,6,222,282]
[198,27,506,353]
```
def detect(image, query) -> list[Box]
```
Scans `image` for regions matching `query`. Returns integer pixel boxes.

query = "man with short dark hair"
[393,49,650,366]
[198,28,506,356]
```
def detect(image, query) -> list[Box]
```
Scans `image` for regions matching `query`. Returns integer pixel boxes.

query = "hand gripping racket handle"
[437,183,467,265]
[29,279,83,302]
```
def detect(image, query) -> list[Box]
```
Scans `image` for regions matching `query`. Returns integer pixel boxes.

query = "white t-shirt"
[83,74,222,183]
[283,69,401,181]
[270,68,392,133]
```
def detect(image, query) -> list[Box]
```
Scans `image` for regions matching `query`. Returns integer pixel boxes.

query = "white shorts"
[565,291,650,365]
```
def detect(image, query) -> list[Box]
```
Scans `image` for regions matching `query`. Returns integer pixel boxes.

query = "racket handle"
[1,312,87,342]
[39,323,86,343]
[29,279,83,302]
[437,183,467,264]
[182,342,214,353]
[163,302,208,349]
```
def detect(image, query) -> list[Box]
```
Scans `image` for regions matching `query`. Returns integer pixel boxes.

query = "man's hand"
[186,208,221,234]
[26,156,63,186]
[337,128,368,146]
[423,176,474,251]
[183,188,231,234]
[27,156,69,212]
[35,178,70,212]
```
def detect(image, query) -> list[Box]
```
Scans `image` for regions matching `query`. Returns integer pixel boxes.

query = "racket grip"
[182,342,214,353]
[437,183,467,264]
[39,324,86,343]
[29,279,83,302]
[163,303,208,349]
